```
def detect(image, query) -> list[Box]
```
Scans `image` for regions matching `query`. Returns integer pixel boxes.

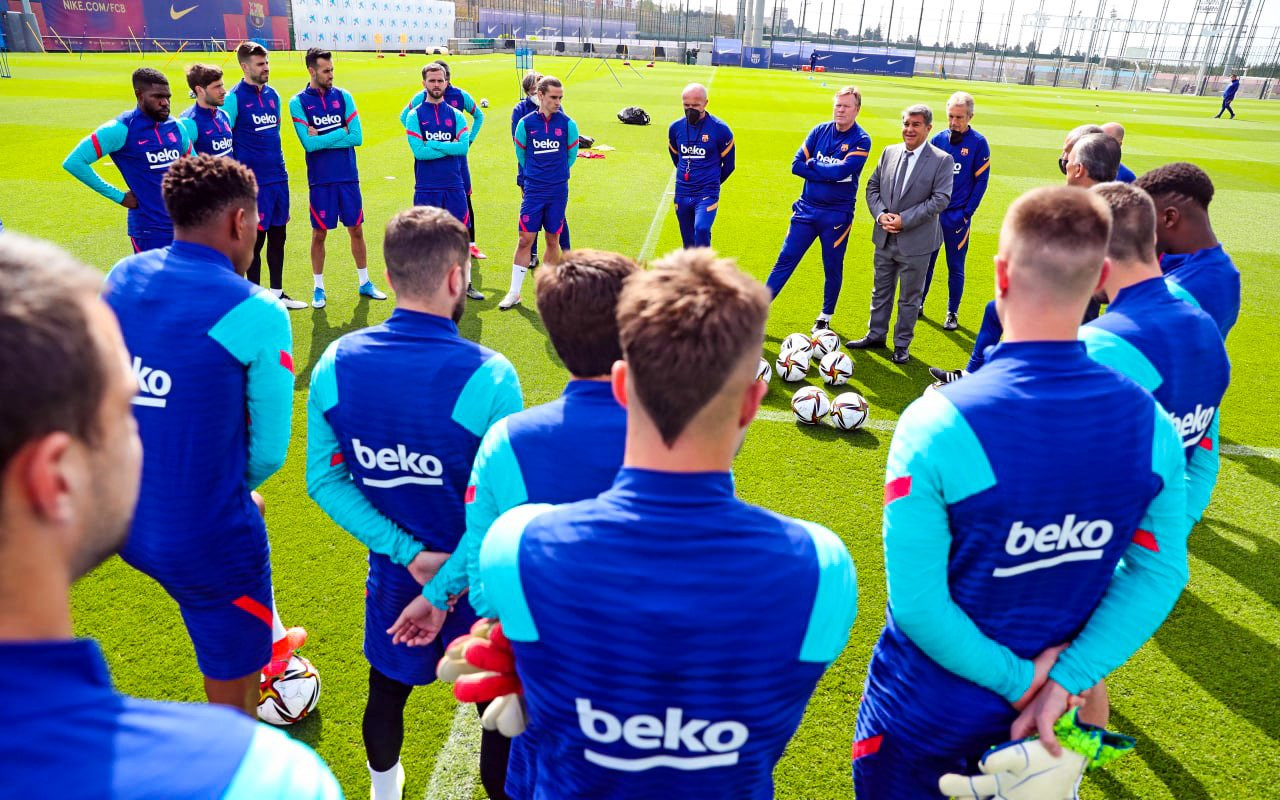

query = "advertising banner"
[741,45,768,68]
[293,0,453,52]
[810,50,915,77]
[711,36,740,66]
[34,0,289,50]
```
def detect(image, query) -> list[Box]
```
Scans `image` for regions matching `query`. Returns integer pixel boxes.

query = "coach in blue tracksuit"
[391,249,637,799]
[479,249,858,799]
[764,86,871,334]
[104,155,294,714]
[668,83,736,248]
[855,187,1189,798]
[923,91,991,330]
[0,234,341,800]
[1216,74,1240,119]
[1137,162,1241,341]
[306,206,521,800]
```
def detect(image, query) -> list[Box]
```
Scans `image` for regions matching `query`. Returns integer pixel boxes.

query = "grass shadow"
[1220,436,1280,491]
[295,299,372,390]
[1087,707,1212,800]
[1189,516,1280,612]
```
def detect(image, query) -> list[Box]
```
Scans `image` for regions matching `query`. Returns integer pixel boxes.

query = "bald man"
[668,83,735,248]
[1102,122,1136,183]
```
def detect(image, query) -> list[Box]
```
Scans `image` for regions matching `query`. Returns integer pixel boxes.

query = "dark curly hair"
[132,67,168,92]
[1135,162,1215,210]
[161,154,257,229]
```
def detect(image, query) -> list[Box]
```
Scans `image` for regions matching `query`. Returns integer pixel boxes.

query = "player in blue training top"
[404,64,471,232]
[291,47,386,309]
[0,234,342,800]
[477,248,858,800]
[854,186,1190,799]
[103,155,301,714]
[502,75,579,311]
[511,70,571,269]
[180,64,235,159]
[225,43,307,310]
[1216,74,1240,119]
[1137,162,1241,341]
[63,68,193,255]
[922,91,991,330]
[390,248,636,799]
[668,82,735,248]
[306,207,522,800]
[764,86,871,334]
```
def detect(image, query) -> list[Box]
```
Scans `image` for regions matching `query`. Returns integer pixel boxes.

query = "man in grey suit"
[848,104,954,364]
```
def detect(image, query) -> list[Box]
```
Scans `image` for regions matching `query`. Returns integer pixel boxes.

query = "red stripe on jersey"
[852,736,883,760]
[291,117,308,124]
[1133,529,1159,552]
[465,485,477,504]
[1198,436,1213,450]
[345,111,359,123]
[232,595,273,628]
[406,129,424,139]
[279,351,294,373]
[884,475,912,505]
[92,133,103,158]
[330,452,345,467]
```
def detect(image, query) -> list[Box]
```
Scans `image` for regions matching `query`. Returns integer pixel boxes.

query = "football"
[479,98,489,108]
[831,392,870,431]
[258,655,321,726]
[781,332,814,360]
[810,329,841,360]
[791,386,831,425]
[756,357,772,384]
[775,351,809,382]
[819,351,854,386]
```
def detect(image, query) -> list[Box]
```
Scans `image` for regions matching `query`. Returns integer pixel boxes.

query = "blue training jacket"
[226,80,288,185]
[668,112,735,198]
[1161,244,1241,341]
[791,120,871,213]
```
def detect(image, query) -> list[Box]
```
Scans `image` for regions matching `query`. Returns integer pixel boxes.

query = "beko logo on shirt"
[251,112,278,129]
[576,699,749,772]
[815,151,843,166]
[680,143,708,158]
[994,515,1114,577]
[953,161,963,174]
[351,439,444,488]
[1171,404,1215,448]
[211,137,233,153]
[421,129,455,142]
[531,138,561,152]
[131,357,172,408]
[145,149,182,170]
[313,113,344,127]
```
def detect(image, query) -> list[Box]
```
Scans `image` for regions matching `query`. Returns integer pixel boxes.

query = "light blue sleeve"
[478,503,555,641]
[1049,409,1190,694]
[223,90,240,127]
[796,521,857,664]
[62,119,129,205]
[459,88,484,142]
[883,391,1035,703]
[1078,325,1164,392]
[405,109,445,161]
[566,118,580,164]
[220,724,343,800]
[176,116,198,150]
[208,292,293,489]
[289,96,351,153]
[433,107,472,156]
[337,89,363,148]
[514,123,527,169]
[399,90,427,128]
[1185,412,1220,528]
[1165,277,1201,309]
[422,418,529,613]
[305,340,425,566]
[451,354,523,437]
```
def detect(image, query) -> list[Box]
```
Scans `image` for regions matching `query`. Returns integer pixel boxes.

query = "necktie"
[893,149,915,207]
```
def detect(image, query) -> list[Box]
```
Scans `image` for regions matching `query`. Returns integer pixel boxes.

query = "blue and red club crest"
[445,118,453,127]
[841,143,849,151]
[961,147,969,156]
[554,127,562,136]
[167,132,177,142]
[701,134,709,142]
[521,214,529,223]
[331,100,340,109]
[269,99,276,108]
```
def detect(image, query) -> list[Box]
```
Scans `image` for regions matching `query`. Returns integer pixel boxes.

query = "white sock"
[270,288,283,299]
[368,762,403,800]
[313,274,325,290]
[508,264,527,296]
[270,593,287,643]
[817,313,832,322]
[357,268,370,285]
[470,241,477,247]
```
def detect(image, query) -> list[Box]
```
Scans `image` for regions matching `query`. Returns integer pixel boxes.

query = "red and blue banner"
[31,0,289,51]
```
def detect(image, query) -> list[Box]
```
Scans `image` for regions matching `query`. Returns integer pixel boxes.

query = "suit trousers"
[868,235,932,349]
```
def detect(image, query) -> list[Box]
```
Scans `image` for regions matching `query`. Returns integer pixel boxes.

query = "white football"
[258,655,321,726]
[781,332,814,360]
[775,351,809,382]
[791,386,831,424]
[810,329,841,360]
[756,357,772,385]
[831,392,870,431]
[819,351,854,386]
[479,97,489,108]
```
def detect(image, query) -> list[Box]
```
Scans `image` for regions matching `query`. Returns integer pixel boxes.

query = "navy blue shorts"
[414,188,470,227]
[309,182,364,230]
[257,180,290,229]
[174,579,274,681]
[364,556,480,686]
[519,192,567,236]
[130,233,172,254]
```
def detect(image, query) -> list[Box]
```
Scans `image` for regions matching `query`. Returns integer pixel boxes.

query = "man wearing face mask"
[668,83,736,248]
[306,206,522,800]
[922,92,990,331]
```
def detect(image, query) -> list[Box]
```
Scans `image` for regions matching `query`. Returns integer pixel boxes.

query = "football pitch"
[2,50,1278,799]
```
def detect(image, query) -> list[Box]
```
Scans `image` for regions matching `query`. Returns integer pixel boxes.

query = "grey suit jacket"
[865,142,955,257]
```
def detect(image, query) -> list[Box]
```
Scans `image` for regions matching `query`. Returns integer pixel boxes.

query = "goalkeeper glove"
[436,619,527,737]
[938,709,1136,799]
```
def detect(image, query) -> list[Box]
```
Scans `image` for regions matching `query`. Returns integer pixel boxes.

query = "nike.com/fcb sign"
[37,0,291,48]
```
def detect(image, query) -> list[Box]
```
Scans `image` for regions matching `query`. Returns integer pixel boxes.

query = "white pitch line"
[423,704,481,800]
[637,67,716,263]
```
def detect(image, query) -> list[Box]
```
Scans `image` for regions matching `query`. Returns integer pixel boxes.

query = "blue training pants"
[765,204,854,316]
[924,211,971,315]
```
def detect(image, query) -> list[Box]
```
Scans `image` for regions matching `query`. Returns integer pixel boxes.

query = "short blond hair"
[617,249,769,446]
[835,86,861,107]
[1001,186,1112,299]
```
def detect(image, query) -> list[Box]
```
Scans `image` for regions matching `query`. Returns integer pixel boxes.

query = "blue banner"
[711,36,740,66]
[811,50,915,77]
[741,45,769,68]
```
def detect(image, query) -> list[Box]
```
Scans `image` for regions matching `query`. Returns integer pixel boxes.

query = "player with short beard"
[180,64,234,159]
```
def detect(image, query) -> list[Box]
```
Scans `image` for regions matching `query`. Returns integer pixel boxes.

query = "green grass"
[3,51,1278,799]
